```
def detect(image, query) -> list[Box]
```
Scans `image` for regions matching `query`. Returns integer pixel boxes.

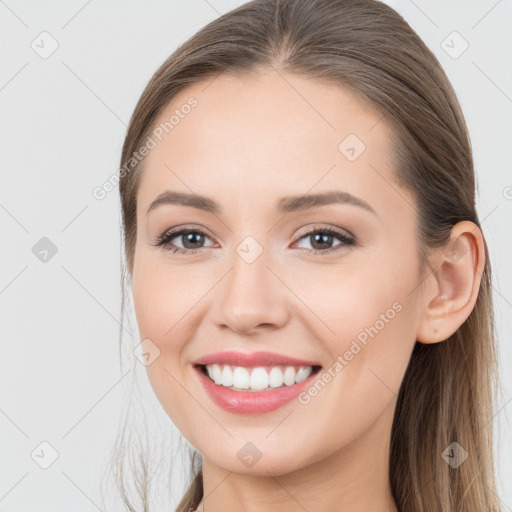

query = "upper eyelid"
[294,224,354,240]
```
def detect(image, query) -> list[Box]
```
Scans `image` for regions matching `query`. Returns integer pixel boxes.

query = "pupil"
[312,233,331,250]
[184,232,204,249]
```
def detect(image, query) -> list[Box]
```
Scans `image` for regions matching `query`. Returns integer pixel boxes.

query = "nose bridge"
[214,234,289,334]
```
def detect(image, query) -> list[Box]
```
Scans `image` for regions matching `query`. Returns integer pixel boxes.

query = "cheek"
[131,256,189,405]
[131,254,201,428]
[132,248,204,342]
[291,266,418,445]
[131,247,216,371]
[292,252,419,388]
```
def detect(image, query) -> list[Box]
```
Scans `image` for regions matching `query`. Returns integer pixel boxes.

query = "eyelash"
[152,225,356,256]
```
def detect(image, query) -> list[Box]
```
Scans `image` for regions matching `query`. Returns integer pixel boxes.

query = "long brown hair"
[111,1,503,510]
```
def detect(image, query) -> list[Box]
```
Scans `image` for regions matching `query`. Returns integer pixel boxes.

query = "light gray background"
[1,1,511,511]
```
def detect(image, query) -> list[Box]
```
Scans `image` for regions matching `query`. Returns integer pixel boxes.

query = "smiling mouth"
[195,363,322,392]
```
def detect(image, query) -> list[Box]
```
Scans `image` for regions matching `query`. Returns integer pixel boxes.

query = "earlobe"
[416,221,486,345]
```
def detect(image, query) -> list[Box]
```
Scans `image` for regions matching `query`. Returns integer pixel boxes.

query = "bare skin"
[131,68,485,512]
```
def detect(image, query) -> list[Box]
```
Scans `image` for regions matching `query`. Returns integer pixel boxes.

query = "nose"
[213,246,290,335]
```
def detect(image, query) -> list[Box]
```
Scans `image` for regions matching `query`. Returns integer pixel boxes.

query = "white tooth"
[269,367,284,388]
[295,366,312,383]
[212,364,222,385]
[221,365,233,387]
[206,365,215,381]
[205,364,314,390]
[283,366,296,386]
[250,367,269,390]
[232,367,250,389]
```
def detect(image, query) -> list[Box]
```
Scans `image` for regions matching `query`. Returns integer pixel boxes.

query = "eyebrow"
[146,190,377,216]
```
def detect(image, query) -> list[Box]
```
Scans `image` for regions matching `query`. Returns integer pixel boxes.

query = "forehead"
[136,69,402,220]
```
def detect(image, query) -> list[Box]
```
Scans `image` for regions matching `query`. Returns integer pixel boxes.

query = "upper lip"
[193,351,321,368]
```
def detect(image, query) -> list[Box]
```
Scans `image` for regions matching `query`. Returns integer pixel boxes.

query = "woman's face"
[132,69,427,475]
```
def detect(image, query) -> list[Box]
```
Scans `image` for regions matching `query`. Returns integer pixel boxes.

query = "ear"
[416,220,486,344]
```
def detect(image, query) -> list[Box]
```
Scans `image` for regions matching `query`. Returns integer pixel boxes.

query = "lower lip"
[194,365,321,415]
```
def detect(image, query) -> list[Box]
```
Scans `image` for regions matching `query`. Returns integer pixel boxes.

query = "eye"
[151,226,216,255]
[292,225,356,255]
[151,224,356,256]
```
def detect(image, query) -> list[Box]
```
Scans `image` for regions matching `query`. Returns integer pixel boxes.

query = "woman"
[113,0,502,510]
